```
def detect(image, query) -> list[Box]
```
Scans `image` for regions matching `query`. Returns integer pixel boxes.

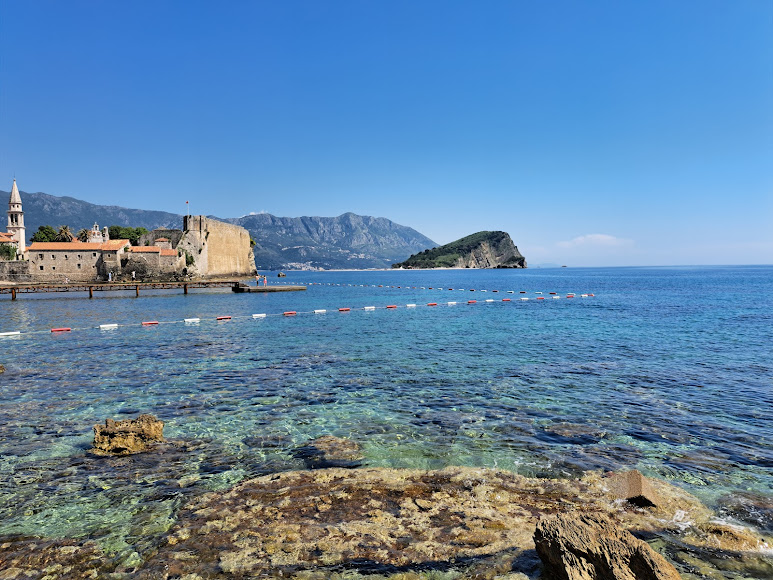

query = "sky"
[1,1,771,266]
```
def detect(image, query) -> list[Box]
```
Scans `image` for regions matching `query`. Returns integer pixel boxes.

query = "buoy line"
[297,282,591,297]
[0,294,595,338]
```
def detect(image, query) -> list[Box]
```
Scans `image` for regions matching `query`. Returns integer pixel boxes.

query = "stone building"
[27,239,131,282]
[0,179,26,255]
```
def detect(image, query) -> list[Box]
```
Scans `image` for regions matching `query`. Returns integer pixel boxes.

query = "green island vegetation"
[393,231,516,269]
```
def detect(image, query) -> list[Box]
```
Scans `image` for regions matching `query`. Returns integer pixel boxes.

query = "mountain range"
[1,189,436,270]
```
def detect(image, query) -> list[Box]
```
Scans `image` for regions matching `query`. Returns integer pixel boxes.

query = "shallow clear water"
[1,266,772,569]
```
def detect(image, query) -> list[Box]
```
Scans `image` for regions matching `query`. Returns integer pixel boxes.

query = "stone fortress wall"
[178,216,256,278]
[0,260,31,283]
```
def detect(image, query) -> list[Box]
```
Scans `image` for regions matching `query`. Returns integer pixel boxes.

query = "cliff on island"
[393,230,526,269]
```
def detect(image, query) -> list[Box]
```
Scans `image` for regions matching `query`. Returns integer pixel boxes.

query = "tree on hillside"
[54,225,74,242]
[108,225,148,245]
[30,225,58,243]
[77,228,89,242]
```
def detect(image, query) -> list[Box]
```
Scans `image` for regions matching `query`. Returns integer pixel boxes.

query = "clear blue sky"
[1,1,771,266]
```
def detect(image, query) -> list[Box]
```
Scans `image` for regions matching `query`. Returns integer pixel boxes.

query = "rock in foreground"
[534,513,682,580]
[92,414,164,455]
[138,466,709,578]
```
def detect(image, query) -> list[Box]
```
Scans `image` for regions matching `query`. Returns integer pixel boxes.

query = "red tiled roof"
[28,242,103,251]
[155,237,170,242]
[101,239,131,251]
[26,240,131,252]
[127,246,161,253]
[159,248,177,256]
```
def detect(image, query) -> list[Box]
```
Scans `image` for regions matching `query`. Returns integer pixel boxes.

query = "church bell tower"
[7,179,25,254]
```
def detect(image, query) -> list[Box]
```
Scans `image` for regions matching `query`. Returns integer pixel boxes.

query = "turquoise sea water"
[1,266,772,571]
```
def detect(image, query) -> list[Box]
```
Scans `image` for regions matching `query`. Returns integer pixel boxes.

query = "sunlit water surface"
[1,266,771,575]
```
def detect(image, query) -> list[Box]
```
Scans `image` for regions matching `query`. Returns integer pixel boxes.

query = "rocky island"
[393,231,526,269]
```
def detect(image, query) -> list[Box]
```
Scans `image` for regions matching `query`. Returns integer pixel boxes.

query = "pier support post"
[184,284,188,295]
[136,285,140,297]
[11,288,16,301]
[89,286,93,299]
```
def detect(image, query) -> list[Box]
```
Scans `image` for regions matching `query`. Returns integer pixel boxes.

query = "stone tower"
[7,179,25,254]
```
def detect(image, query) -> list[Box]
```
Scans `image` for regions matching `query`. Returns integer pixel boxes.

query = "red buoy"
[216,316,232,321]
[283,311,297,316]
[427,302,438,306]
[502,298,511,302]
[386,305,397,309]
[51,327,71,332]
[142,321,159,325]
[468,300,477,304]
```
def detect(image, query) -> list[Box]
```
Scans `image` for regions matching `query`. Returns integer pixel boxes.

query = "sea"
[1,265,772,577]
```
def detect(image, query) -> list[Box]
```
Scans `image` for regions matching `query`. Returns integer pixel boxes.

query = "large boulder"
[534,513,682,580]
[92,414,164,455]
[606,469,661,508]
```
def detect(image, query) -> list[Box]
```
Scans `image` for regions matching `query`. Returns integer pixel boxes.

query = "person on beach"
[263,276,267,287]
[255,274,260,286]
[131,271,136,281]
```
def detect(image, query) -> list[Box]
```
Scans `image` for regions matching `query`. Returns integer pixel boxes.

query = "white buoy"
[364,306,376,311]
[448,301,457,305]
[552,296,560,299]
[184,318,200,323]
[406,304,417,308]
[252,313,267,319]
[520,297,529,301]
[507,290,514,293]
[0,331,21,337]
[314,309,327,314]
[100,323,119,330]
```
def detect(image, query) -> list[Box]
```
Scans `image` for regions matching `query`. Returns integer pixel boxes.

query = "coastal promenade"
[0,280,306,300]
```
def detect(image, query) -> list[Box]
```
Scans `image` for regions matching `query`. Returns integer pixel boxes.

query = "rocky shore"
[0,418,771,579]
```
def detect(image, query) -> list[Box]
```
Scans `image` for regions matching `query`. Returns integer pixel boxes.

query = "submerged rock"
[292,435,364,469]
[717,491,773,533]
[0,536,113,579]
[92,414,164,455]
[534,513,682,580]
[0,364,5,373]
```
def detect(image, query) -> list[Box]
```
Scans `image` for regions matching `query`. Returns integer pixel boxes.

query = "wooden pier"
[0,281,306,300]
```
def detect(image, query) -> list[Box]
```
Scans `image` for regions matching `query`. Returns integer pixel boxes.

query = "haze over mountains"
[3,189,436,270]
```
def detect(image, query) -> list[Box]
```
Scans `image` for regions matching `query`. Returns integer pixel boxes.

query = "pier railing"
[0,281,306,300]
